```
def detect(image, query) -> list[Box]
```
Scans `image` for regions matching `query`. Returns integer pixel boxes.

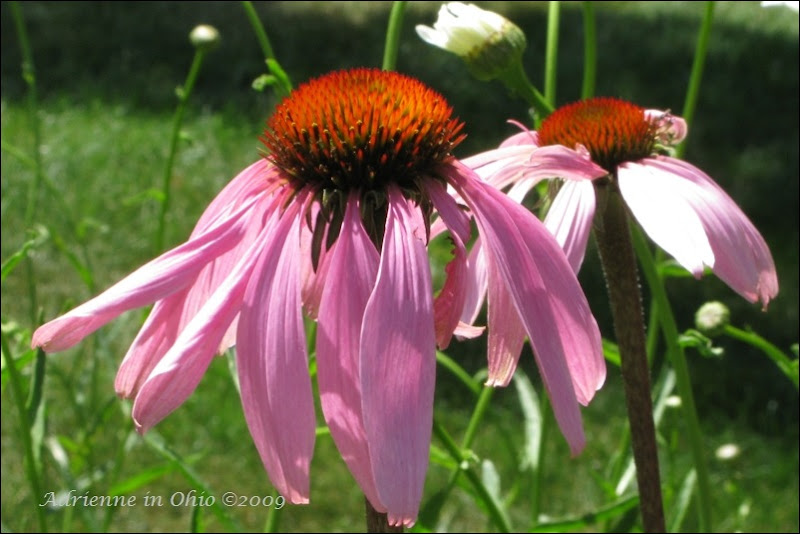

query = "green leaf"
[1,227,49,283]
[513,372,542,472]
[108,463,176,495]
[530,493,639,532]
[602,338,621,366]
[668,468,697,532]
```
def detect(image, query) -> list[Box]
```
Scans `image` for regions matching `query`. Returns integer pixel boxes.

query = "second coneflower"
[466,97,778,307]
[32,68,605,526]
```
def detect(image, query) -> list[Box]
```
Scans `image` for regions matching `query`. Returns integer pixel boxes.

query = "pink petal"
[115,291,188,398]
[189,159,276,237]
[446,162,605,455]
[237,202,316,505]
[360,187,436,526]
[618,160,716,277]
[114,184,270,398]
[300,205,335,320]
[427,180,471,349]
[485,255,527,386]
[316,196,383,509]
[460,237,488,326]
[32,194,261,353]
[130,207,280,432]
[543,180,597,273]
[622,157,778,307]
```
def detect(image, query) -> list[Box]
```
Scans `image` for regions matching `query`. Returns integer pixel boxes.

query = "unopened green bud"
[695,301,730,336]
[416,3,526,81]
[190,24,220,52]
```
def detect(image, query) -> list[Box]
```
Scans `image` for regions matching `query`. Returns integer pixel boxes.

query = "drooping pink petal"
[316,195,383,510]
[300,204,335,320]
[484,254,527,386]
[543,180,597,273]
[618,160,716,278]
[426,180,471,349]
[32,194,261,353]
[460,237,488,326]
[446,162,605,455]
[189,159,277,237]
[115,291,189,398]
[623,157,778,307]
[130,205,281,433]
[360,187,436,526]
[237,200,316,505]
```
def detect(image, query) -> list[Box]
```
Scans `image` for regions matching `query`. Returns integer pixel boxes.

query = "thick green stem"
[382,2,407,71]
[155,49,207,253]
[632,225,712,532]
[593,187,665,533]
[580,2,596,99]
[544,1,560,107]
[677,1,715,158]
[500,61,553,122]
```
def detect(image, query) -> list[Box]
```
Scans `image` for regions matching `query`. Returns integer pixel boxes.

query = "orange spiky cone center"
[538,97,656,172]
[261,68,465,193]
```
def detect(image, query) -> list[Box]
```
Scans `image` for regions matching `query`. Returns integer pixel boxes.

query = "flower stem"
[9,1,43,324]
[677,1,715,159]
[631,224,712,532]
[500,62,553,123]
[365,498,403,533]
[593,187,665,533]
[155,48,207,254]
[382,1,407,71]
[544,1,560,107]
[432,420,513,531]
[722,325,798,388]
[580,1,596,99]
[241,1,292,97]
[1,331,47,532]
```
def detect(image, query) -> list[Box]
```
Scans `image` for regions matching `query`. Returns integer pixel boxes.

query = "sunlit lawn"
[2,2,798,532]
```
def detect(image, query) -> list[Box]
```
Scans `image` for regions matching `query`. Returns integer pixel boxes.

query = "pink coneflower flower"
[466,97,778,308]
[31,68,605,526]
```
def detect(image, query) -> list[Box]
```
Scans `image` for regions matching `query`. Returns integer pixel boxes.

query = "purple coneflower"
[466,97,778,308]
[32,68,605,526]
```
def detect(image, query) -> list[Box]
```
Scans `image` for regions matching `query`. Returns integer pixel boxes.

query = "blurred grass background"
[1,1,798,532]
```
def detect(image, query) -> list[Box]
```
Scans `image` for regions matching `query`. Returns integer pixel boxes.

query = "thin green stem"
[154,49,207,253]
[9,1,42,325]
[10,1,43,229]
[723,325,798,388]
[677,2,715,158]
[1,332,47,532]
[500,61,553,122]
[544,1,560,106]
[241,1,292,96]
[461,385,495,448]
[580,1,596,99]
[593,187,665,533]
[433,420,512,532]
[242,1,277,60]
[632,224,712,532]
[382,2,407,71]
